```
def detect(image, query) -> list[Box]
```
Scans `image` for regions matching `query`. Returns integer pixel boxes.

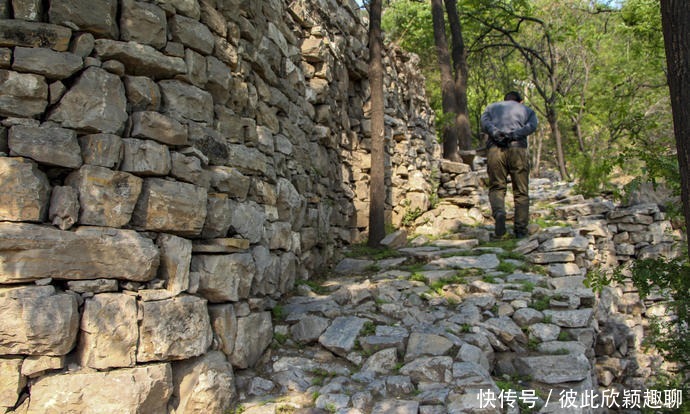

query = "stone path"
[229,176,681,414]
[233,230,599,414]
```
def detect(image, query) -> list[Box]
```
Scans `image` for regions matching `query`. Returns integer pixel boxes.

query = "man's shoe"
[514,231,527,239]
[494,212,506,237]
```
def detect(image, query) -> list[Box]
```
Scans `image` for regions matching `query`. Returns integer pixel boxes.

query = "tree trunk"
[444,0,472,152]
[547,108,569,181]
[536,132,543,177]
[367,0,386,247]
[660,0,690,253]
[431,0,461,162]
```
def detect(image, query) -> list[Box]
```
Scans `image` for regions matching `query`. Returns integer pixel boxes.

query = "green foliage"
[272,305,286,321]
[382,0,435,63]
[497,260,518,273]
[621,144,681,198]
[361,321,377,336]
[521,281,536,293]
[621,0,664,46]
[498,251,525,261]
[273,332,288,347]
[429,273,467,294]
[482,275,497,283]
[480,237,519,251]
[401,206,424,227]
[345,243,402,260]
[531,297,550,311]
[571,152,615,198]
[587,252,690,396]
[296,279,329,295]
[520,263,547,275]
[410,272,429,283]
[629,257,690,373]
[557,331,572,341]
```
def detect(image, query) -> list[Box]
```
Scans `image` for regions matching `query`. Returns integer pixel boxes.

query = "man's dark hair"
[504,91,522,102]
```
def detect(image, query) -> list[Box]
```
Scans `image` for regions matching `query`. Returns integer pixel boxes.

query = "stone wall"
[0,0,439,412]
[514,201,684,400]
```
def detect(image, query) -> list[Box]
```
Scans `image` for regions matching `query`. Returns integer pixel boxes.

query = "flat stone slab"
[430,239,479,249]
[334,258,375,275]
[0,223,159,283]
[514,354,591,384]
[318,316,368,357]
[428,254,500,270]
[543,309,594,328]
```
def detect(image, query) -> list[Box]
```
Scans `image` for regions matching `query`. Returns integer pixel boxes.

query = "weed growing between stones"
[497,260,518,273]
[531,297,550,311]
[295,279,329,295]
[273,332,289,346]
[272,304,286,321]
[557,331,572,341]
[521,281,536,293]
[409,272,428,283]
[344,243,402,260]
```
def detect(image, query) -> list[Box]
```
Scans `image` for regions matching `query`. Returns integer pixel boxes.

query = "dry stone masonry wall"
[0,0,439,412]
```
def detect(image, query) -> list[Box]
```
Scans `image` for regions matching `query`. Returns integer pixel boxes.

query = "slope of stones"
[235,234,598,414]
[234,178,684,414]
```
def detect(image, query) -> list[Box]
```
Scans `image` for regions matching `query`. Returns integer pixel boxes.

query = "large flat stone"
[514,354,591,384]
[319,316,368,357]
[0,20,71,51]
[12,47,82,79]
[192,253,255,302]
[9,124,82,168]
[171,351,236,414]
[428,253,500,270]
[27,364,172,413]
[48,0,119,38]
[94,39,186,79]
[0,223,159,283]
[130,111,188,146]
[0,357,24,408]
[229,312,273,369]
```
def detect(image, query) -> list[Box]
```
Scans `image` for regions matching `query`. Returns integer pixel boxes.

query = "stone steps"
[235,236,599,414]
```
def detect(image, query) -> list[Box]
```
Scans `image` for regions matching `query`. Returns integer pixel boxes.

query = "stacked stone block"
[0,0,439,412]
[516,201,683,403]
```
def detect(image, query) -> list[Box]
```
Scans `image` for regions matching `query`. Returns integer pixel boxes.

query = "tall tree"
[445,0,473,153]
[431,0,462,161]
[660,0,690,253]
[368,0,386,247]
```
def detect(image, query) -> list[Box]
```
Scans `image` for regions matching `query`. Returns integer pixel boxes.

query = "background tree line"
[380,0,677,202]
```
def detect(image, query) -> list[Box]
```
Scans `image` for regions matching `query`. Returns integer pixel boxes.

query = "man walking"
[480,91,538,238]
